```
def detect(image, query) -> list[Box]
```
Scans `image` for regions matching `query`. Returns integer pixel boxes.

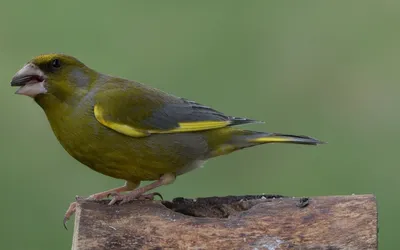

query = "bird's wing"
[93,85,262,137]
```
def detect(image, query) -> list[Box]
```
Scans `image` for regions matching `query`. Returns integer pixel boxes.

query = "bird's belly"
[67,144,184,181]
[176,160,207,175]
[56,123,210,182]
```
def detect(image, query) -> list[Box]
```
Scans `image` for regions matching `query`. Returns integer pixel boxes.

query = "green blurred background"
[0,1,397,249]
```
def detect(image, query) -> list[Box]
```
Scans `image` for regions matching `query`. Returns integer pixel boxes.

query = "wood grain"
[72,194,377,250]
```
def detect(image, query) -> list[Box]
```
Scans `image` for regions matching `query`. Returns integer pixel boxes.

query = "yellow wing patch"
[94,105,230,137]
[94,105,148,137]
[168,121,229,133]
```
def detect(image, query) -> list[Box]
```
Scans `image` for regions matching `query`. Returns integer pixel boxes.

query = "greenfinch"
[10,54,323,227]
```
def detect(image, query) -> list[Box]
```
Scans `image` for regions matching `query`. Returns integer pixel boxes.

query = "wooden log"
[72,194,377,250]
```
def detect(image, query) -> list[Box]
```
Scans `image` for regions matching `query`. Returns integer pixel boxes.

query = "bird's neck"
[34,93,84,148]
[35,91,88,126]
[35,94,69,112]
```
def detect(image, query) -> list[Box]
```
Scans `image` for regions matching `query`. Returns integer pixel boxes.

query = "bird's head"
[10,54,97,102]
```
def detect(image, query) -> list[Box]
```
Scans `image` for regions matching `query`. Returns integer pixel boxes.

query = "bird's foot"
[108,191,163,205]
[63,186,131,230]
[85,192,113,201]
[62,183,140,230]
[81,186,131,201]
[63,195,100,230]
[63,202,78,230]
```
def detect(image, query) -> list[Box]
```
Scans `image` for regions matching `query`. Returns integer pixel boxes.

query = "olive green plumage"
[11,54,322,184]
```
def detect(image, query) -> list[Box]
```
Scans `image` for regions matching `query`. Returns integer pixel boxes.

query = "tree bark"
[72,194,377,250]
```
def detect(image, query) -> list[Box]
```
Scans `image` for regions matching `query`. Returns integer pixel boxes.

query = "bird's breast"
[44,106,212,181]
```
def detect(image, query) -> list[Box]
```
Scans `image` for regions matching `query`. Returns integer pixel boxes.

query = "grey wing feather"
[142,98,263,130]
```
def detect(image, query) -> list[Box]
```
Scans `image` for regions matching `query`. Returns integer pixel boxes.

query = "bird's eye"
[51,59,61,69]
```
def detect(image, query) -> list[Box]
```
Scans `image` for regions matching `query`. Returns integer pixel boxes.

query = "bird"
[10,54,323,228]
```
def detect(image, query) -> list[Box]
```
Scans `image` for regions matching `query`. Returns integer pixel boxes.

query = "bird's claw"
[63,194,108,229]
[136,192,163,201]
[146,192,163,201]
[63,202,77,230]
[108,193,124,205]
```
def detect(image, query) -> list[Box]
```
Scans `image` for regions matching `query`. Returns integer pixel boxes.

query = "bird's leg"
[63,181,139,229]
[109,173,176,205]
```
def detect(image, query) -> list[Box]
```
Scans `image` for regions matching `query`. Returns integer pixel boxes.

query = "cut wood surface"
[72,194,377,250]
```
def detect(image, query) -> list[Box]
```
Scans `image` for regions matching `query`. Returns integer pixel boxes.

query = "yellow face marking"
[94,105,230,137]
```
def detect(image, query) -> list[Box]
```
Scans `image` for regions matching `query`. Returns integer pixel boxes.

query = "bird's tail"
[207,128,324,157]
[244,131,323,146]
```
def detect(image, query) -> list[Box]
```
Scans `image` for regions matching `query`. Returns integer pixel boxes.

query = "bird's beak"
[11,63,47,97]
